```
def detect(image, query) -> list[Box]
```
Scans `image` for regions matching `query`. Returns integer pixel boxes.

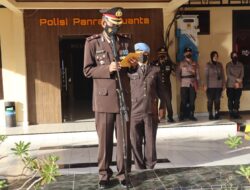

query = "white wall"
[0,8,28,127]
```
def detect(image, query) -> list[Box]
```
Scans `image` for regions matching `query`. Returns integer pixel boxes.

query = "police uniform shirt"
[84,32,130,113]
[226,61,244,88]
[152,60,173,87]
[128,65,165,116]
[205,61,225,88]
[176,59,200,87]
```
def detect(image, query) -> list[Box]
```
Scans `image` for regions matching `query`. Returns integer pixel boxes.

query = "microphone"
[110,35,120,62]
[109,34,129,122]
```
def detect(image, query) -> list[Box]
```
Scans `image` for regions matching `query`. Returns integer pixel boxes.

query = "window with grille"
[179,10,210,35]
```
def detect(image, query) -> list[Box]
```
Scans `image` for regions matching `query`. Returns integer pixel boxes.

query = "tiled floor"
[0,115,250,189]
[4,166,250,189]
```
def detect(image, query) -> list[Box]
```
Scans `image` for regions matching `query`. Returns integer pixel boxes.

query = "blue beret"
[134,42,150,53]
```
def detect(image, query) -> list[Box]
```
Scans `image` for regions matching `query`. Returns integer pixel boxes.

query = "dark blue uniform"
[152,58,174,122]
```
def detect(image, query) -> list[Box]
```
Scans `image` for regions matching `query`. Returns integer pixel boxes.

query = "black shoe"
[234,113,241,119]
[168,117,175,123]
[119,179,133,189]
[214,113,220,120]
[98,180,109,190]
[189,115,197,121]
[229,111,234,119]
[209,114,214,120]
[179,115,184,121]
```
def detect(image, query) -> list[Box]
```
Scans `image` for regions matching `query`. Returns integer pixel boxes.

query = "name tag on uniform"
[96,50,105,54]
[131,73,139,80]
[165,66,171,71]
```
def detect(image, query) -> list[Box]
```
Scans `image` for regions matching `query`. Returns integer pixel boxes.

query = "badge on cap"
[101,7,124,25]
[115,9,123,17]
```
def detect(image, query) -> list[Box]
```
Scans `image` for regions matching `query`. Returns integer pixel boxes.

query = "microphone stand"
[110,34,129,190]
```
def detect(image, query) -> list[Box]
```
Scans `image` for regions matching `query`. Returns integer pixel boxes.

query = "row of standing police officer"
[83,6,244,190]
[176,49,244,121]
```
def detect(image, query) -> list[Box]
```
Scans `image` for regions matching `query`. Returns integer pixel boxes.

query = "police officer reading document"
[83,7,132,189]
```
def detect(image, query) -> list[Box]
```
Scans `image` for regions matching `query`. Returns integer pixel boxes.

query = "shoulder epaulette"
[86,34,101,41]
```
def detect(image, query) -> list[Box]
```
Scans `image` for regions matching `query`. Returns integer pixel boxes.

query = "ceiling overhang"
[0,0,190,14]
[16,0,171,2]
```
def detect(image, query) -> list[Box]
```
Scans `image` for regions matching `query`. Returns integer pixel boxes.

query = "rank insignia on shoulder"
[87,34,101,41]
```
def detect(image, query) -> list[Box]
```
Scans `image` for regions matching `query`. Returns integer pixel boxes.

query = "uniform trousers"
[95,112,131,181]
[206,88,223,113]
[159,83,173,119]
[130,114,158,170]
[180,86,196,117]
[226,88,242,111]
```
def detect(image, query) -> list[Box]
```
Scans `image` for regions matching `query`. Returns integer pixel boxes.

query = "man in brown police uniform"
[128,42,165,170]
[152,45,175,122]
[83,7,131,189]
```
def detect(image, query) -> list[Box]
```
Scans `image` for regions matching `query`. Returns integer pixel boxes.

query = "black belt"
[181,75,195,79]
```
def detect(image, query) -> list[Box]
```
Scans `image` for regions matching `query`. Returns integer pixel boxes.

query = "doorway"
[59,37,93,122]
[233,10,250,90]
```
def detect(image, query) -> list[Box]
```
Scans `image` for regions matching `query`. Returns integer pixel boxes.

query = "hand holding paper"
[120,52,142,67]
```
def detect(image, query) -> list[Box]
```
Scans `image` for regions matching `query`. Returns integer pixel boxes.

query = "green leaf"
[0,135,7,143]
[24,156,40,171]
[0,180,8,188]
[224,135,242,149]
[11,141,31,158]
[39,155,60,186]
[236,165,250,184]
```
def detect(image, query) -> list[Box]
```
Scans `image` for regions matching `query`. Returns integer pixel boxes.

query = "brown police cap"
[100,7,123,25]
[100,7,123,18]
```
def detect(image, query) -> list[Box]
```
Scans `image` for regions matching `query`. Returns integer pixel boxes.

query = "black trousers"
[180,86,196,117]
[226,88,242,111]
[159,83,173,118]
[206,88,223,114]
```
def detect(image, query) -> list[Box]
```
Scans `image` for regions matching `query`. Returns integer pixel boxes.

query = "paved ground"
[0,115,250,189]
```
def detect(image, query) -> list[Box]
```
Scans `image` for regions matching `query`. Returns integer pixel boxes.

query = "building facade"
[1,0,250,126]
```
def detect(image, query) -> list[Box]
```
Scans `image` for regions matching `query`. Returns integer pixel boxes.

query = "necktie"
[141,65,145,73]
